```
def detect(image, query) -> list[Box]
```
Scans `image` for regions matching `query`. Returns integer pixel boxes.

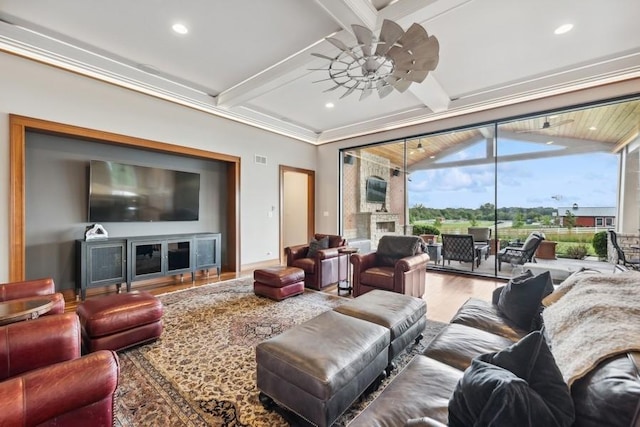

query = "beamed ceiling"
[0,0,639,144]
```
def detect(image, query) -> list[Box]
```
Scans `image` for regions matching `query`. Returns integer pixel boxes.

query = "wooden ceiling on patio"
[349,99,640,169]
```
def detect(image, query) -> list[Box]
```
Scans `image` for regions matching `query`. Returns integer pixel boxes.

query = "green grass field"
[412,219,597,256]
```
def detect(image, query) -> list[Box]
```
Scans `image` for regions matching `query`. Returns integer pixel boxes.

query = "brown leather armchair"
[0,313,120,426]
[285,233,347,290]
[0,277,65,315]
[351,235,429,298]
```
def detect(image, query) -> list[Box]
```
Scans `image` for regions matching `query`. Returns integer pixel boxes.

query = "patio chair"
[497,231,545,271]
[441,234,480,271]
[607,230,640,271]
[467,227,492,244]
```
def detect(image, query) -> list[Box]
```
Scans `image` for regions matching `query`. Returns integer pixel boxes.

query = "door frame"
[279,165,315,264]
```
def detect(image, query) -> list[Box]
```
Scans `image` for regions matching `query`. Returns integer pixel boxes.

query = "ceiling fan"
[311,19,440,100]
[516,117,574,133]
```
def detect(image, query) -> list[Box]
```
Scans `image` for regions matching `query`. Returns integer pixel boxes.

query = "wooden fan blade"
[386,45,412,65]
[395,56,439,73]
[352,24,374,56]
[393,69,429,83]
[375,19,404,56]
[326,37,356,59]
[397,23,429,51]
[412,36,439,60]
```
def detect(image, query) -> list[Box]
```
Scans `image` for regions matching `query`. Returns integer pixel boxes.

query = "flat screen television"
[365,176,387,203]
[88,160,200,222]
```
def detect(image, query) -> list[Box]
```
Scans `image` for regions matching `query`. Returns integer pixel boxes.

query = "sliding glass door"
[340,96,640,280]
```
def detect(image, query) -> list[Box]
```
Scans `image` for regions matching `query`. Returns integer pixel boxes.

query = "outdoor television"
[88,160,200,222]
[365,176,387,203]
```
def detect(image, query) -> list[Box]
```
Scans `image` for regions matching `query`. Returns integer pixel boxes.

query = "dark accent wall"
[25,131,227,291]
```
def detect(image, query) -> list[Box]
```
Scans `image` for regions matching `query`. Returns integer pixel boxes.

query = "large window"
[341,96,640,279]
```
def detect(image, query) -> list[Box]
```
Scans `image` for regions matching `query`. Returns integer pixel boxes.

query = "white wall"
[0,52,316,281]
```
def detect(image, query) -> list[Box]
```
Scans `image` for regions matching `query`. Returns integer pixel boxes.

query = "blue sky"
[407,139,618,209]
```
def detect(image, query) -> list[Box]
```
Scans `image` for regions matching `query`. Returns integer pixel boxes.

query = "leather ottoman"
[256,310,389,427]
[76,291,163,353]
[334,289,427,372]
[253,266,304,301]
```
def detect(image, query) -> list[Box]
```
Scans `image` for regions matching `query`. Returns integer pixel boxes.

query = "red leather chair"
[0,277,65,315]
[351,235,429,298]
[285,233,347,290]
[0,313,120,426]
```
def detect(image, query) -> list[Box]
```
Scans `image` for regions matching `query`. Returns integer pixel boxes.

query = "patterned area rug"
[114,277,447,426]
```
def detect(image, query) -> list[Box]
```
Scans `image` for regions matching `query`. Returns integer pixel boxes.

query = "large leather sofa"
[0,313,120,426]
[349,279,640,426]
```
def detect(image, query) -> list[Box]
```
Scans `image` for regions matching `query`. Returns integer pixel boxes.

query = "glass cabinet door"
[167,240,192,273]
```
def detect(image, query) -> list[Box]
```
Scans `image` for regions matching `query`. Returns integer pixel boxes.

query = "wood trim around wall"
[8,114,241,281]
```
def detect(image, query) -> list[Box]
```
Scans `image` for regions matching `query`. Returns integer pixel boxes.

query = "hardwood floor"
[65,270,505,324]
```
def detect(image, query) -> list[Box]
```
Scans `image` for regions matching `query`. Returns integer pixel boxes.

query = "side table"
[337,247,359,295]
[425,243,442,265]
[0,299,53,326]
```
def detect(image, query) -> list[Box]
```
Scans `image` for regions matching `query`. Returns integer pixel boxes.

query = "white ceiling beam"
[413,145,611,170]
[312,0,378,32]
[382,0,473,27]
[218,0,378,108]
[408,74,450,112]
[380,0,470,113]
[216,39,334,108]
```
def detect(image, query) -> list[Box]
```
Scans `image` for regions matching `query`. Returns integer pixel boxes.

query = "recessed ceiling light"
[172,23,189,35]
[589,126,597,131]
[546,141,554,145]
[554,24,573,35]
[325,102,334,109]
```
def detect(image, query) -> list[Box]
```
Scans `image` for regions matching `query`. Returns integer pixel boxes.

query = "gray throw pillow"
[449,330,574,427]
[376,235,422,267]
[497,270,553,331]
[307,235,329,258]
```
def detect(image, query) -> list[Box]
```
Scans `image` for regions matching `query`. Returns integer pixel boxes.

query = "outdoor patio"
[429,254,616,283]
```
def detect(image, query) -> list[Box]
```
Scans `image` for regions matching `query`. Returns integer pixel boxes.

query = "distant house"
[557,204,616,227]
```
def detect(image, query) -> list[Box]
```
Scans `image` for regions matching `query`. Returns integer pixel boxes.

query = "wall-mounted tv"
[88,160,200,222]
[366,176,387,203]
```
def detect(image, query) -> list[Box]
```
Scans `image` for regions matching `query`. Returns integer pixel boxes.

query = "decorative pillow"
[497,270,553,331]
[376,235,422,267]
[449,331,575,427]
[315,234,343,248]
[307,235,329,258]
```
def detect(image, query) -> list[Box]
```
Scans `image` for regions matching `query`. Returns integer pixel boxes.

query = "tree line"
[409,203,559,224]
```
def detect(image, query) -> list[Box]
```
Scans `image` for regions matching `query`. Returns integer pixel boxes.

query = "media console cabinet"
[76,232,221,300]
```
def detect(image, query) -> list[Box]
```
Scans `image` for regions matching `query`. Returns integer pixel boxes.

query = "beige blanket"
[542,270,640,387]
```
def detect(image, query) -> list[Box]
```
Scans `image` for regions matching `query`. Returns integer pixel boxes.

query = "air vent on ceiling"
[254,154,267,165]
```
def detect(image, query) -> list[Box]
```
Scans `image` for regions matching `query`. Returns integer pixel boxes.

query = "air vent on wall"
[255,154,267,165]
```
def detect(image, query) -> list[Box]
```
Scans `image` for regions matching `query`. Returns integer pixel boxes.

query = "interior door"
[280,166,315,264]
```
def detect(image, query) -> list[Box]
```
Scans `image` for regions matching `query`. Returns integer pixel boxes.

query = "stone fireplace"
[343,151,402,249]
